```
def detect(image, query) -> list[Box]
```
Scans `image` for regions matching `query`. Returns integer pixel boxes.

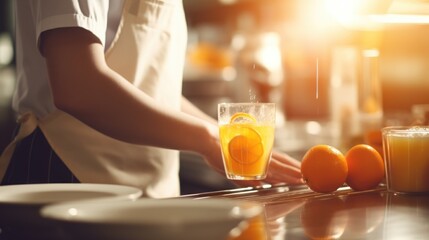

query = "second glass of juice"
[218,103,275,180]
[382,126,429,194]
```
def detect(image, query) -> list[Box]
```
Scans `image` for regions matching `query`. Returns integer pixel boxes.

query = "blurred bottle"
[329,46,360,148]
[359,49,383,151]
[329,47,383,152]
[359,49,383,124]
[359,49,384,156]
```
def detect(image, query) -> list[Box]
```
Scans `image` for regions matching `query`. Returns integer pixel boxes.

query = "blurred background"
[1,0,429,193]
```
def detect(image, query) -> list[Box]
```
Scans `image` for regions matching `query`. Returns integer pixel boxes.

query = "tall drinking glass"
[218,103,276,180]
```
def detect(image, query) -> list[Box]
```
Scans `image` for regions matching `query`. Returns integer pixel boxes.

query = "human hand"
[264,150,304,185]
[198,121,302,187]
[232,150,304,188]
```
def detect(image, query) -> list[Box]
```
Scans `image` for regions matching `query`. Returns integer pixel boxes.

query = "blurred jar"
[232,32,283,102]
[183,25,236,118]
[411,104,429,125]
[232,29,285,126]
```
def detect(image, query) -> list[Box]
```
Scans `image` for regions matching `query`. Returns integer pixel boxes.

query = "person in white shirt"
[0,0,302,198]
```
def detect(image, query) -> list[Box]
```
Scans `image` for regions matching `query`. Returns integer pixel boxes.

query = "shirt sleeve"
[31,0,109,48]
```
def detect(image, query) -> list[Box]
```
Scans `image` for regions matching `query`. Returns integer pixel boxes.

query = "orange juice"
[219,123,274,180]
[383,127,429,193]
[218,103,276,180]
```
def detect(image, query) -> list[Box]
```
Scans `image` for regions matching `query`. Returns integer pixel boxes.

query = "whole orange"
[345,144,385,191]
[301,145,348,193]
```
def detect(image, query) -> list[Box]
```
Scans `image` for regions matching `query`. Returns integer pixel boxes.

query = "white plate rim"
[41,198,262,225]
[0,183,142,205]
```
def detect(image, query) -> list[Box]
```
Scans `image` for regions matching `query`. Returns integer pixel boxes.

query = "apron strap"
[0,113,38,180]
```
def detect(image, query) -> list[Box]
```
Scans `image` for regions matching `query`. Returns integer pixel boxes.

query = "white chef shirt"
[11,0,187,198]
[13,0,123,118]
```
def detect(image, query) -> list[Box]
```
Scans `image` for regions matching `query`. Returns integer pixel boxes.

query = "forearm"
[180,97,218,126]
[56,68,213,153]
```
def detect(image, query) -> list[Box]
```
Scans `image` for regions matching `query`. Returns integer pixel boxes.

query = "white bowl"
[41,198,263,240]
[0,183,142,239]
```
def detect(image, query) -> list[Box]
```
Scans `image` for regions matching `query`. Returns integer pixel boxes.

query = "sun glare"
[324,0,429,26]
[324,0,362,25]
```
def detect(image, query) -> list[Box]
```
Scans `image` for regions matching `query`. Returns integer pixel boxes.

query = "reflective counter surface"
[183,185,429,240]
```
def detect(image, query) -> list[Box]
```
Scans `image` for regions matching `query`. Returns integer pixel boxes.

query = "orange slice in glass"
[228,127,263,165]
[229,112,257,124]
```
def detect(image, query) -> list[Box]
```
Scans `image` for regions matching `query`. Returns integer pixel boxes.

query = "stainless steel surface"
[183,184,429,239]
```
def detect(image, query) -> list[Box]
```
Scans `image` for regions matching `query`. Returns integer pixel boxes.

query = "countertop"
[183,184,429,240]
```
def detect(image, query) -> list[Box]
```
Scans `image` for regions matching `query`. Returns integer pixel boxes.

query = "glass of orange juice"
[218,103,275,180]
[382,126,429,194]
